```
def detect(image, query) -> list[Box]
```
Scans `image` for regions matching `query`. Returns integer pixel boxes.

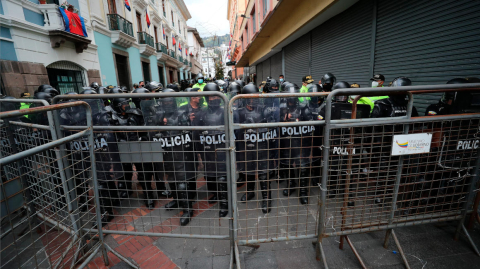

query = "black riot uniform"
[279,83,314,204]
[197,83,229,217]
[143,89,197,226]
[125,87,161,208]
[178,87,206,126]
[425,78,469,116]
[235,84,277,213]
[263,79,281,180]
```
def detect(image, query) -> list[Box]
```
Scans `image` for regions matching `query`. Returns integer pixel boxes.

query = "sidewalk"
[87,219,479,269]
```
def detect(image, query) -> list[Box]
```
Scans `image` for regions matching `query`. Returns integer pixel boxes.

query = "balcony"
[163,11,166,17]
[137,32,154,47]
[168,49,176,58]
[156,43,168,54]
[137,32,156,56]
[179,56,184,63]
[107,14,136,48]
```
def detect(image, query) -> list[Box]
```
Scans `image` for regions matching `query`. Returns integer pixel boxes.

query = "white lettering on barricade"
[456,139,480,150]
[71,137,108,151]
[200,134,226,145]
[153,133,192,148]
[391,133,433,156]
[244,129,278,143]
[332,147,356,155]
[281,126,315,136]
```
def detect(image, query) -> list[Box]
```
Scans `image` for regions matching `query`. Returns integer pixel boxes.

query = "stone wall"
[0,60,49,97]
[87,69,102,86]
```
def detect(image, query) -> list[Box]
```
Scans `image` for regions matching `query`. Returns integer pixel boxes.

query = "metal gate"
[53,92,236,268]
[0,100,106,268]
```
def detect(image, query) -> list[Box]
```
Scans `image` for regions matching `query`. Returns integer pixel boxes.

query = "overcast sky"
[184,0,230,38]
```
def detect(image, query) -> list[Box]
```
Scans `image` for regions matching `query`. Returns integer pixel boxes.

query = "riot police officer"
[425,78,469,116]
[192,73,207,91]
[279,83,314,204]
[127,87,160,208]
[179,87,206,125]
[145,81,164,92]
[235,84,277,213]
[146,89,197,225]
[197,83,229,217]
[320,73,336,92]
[371,77,419,118]
[262,79,281,180]
[90,82,100,91]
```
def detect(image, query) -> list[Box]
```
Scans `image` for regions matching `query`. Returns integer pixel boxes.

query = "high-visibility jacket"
[192,83,207,91]
[299,85,311,103]
[20,102,30,118]
[349,96,389,112]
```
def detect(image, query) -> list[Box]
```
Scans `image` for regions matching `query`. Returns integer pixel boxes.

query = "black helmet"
[166,83,180,92]
[34,92,54,104]
[120,86,128,93]
[0,96,20,112]
[308,83,321,106]
[37,85,54,93]
[228,82,241,94]
[112,97,131,114]
[145,81,164,92]
[41,87,60,97]
[185,87,199,93]
[97,86,107,94]
[189,79,195,86]
[235,80,245,88]
[446,78,468,84]
[90,82,100,89]
[216,80,227,91]
[203,83,222,109]
[333,82,350,102]
[321,73,336,92]
[132,87,150,108]
[283,83,300,108]
[80,89,97,94]
[241,84,259,94]
[160,89,177,114]
[265,79,279,93]
[390,77,412,87]
[107,87,123,94]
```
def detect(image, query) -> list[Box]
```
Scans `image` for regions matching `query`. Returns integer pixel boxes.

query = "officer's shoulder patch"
[427,111,437,116]
[317,115,324,120]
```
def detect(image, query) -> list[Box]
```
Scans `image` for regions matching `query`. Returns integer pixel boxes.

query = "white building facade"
[186,26,204,77]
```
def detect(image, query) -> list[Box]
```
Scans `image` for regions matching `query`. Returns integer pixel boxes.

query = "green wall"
[149,55,159,82]
[94,31,117,86]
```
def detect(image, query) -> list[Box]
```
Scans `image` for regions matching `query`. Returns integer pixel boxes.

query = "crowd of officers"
[0,72,478,228]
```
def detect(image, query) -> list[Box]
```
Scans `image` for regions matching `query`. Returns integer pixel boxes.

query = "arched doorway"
[47,61,87,94]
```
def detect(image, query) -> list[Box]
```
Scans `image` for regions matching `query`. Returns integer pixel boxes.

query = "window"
[107,0,117,14]
[263,0,268,17]
[154,26,158,43]
[251,8,256,34]
[166,36,169,49]
[178,20,180,32]
[171,11,174,26]
[136,12,142,32]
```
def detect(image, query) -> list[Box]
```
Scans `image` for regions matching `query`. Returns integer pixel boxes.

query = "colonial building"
[90,0,191,89]
[187,26,204,77]
[0,0,100,96]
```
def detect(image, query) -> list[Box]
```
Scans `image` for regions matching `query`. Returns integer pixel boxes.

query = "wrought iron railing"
[137,32,155,47]
[107,14,134,37]
[179,56,183,62]
[156,42,168,53]
[168,49,175,58]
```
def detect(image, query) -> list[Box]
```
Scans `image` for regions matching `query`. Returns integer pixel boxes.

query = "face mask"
[372,81,379,87]
[198,79,204,84]
[208,98,222,109]
[279,78,284,83]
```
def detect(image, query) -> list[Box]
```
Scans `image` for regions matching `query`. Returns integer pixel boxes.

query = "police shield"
[235,97,272,175]
[141,98,196,181]
[63,98,125,181]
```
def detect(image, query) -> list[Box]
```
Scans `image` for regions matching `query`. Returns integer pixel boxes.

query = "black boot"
[145,192,155,209]
[283,179,296,196]
[299,176,308,205]
[117,181,132,199]
[180,202,194,226]
[241,180,255,202]
[207,178,218,204]
[260,180,271,213]
[218,177,228,217]
[165,200,178,210]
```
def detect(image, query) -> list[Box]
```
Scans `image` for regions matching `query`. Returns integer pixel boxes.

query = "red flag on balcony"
[146,9,151,28]
[179,43,182,52]
[185,48,187,56]
[163,27,165,39]
[58,7,87,37]
[172,36,176,46]
[124,0,131,11]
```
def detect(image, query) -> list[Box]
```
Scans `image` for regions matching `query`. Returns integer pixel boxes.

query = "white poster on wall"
[391,133,433,156]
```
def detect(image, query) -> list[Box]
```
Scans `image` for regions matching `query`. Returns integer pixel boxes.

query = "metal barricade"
[53,92,236,269]
[316,85,480,268]
[227,92,329,265]
[0,101,107,269]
